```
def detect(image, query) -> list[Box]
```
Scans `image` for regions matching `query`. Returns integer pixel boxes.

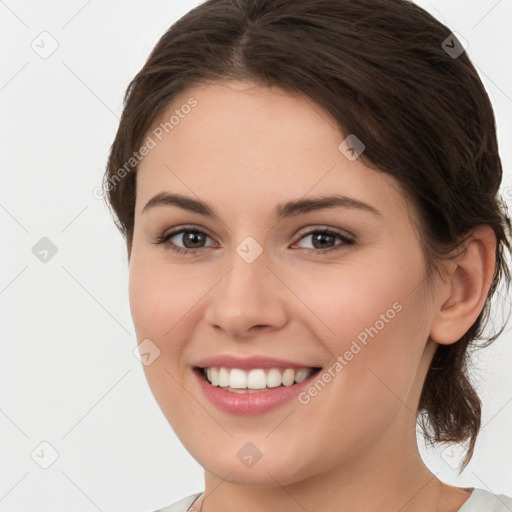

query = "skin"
[128,80,496,512]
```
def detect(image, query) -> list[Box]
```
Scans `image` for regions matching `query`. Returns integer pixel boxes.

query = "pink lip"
[193,354,319,370]
[193,367,321,415]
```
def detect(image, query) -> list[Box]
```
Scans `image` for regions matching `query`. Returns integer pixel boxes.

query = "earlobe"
[429,225,496,345]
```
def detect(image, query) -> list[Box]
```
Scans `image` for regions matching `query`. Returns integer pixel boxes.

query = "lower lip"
[193,368,321,415]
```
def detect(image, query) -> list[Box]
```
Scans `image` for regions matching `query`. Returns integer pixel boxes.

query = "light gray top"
[155,488,512,512]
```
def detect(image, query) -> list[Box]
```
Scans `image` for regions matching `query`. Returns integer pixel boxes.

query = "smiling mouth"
[195,366,322,393]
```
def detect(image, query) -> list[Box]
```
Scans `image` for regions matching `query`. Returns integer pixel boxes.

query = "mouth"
[194,366,323,394]
[192,354,324,414]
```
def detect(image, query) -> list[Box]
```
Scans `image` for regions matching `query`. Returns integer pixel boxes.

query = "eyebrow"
[142,192,382,220]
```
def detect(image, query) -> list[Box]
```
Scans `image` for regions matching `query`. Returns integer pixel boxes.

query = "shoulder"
[149,488,512,512]
[459,488,512,511]
[152,492,202,512]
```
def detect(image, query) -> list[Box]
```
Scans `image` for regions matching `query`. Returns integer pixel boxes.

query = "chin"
[190,445,313,488]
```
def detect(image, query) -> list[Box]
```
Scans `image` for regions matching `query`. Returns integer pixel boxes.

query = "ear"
[429,225,497,345]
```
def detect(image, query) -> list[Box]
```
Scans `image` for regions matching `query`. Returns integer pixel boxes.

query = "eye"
[152,227,217,255]
[291,228,354,254]
[152,226,355,255]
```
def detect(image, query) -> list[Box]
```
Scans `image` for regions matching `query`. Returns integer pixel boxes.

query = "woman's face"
[129,80,440,486]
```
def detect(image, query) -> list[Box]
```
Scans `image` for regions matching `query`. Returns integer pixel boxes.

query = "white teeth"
[218,367,230,387]
[202,367,316,390]
[281,368,295,386]
[247,369,267,389]
[266,368,282,388]
[229,368,247,388]
[209,367,219,386]
[294,368,310,383]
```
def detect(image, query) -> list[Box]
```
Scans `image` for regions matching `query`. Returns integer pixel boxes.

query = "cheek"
[128,252,214,402]
[290,251,431,407]
[289,252,425,349]
[128,250,201,345]
[128,257,200,428]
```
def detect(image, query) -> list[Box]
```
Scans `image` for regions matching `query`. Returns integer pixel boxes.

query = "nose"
[203,247,289,340]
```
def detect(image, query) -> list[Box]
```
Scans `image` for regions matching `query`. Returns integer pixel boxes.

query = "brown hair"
[103,0,511,470]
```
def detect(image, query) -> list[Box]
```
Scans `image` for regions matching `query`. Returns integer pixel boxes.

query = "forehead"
[135,81,409,222]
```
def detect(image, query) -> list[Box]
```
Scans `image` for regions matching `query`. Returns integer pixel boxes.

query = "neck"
[196,409,451,512]
[194,341,471,512]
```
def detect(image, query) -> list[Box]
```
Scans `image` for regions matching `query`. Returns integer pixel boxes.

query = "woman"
[103,0,512,510]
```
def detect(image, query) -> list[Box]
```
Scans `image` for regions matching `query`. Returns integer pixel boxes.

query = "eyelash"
[152,226,355,255]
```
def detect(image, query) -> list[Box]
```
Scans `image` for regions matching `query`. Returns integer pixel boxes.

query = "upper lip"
[194,354,322,370]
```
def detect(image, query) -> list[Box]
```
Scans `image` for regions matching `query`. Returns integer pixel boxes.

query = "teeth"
[247,369,267,389]
[294,368,310,383]
[209,367,219,386]
[282,368,295,386]
[267,368,282,388]
[229,368,247,388]
[202,367,316,390]
[218,367,230,387]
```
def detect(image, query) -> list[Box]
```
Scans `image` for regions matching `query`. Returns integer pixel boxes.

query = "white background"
[1,1,511,511]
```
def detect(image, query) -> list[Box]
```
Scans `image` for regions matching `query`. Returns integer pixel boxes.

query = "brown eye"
[153,228,216,254]
[292,228,354,254]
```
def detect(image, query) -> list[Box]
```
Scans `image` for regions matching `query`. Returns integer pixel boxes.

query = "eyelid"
[291,227,354,252]
[154,223,355,256]
[158,225,219,249]
[158,224,354,244]
[294,224,355,241]
[161,224,215,240]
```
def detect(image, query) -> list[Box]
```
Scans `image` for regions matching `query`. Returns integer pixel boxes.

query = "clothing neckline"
[186,487,482,511]
[456,487,475,511]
